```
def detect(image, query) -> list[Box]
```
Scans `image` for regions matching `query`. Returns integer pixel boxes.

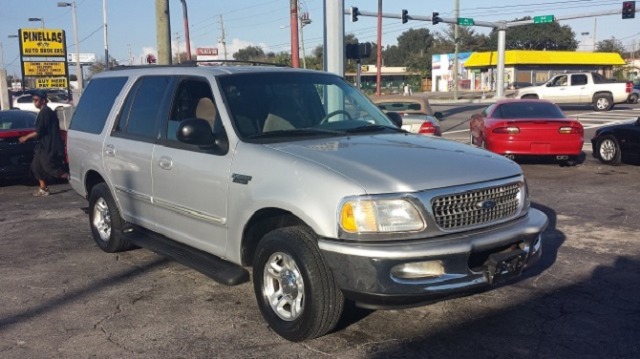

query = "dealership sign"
[19,28,66,57]
[23,61,67,77]
[196,47,218,61]
[35,77,68,89]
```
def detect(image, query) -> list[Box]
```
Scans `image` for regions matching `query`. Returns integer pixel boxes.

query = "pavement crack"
[298,342,336,357]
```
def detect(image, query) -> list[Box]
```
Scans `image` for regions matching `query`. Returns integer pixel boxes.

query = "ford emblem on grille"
[477,199,497,210]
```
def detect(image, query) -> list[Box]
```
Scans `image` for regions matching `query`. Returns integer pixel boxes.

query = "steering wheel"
[319,110,353,125]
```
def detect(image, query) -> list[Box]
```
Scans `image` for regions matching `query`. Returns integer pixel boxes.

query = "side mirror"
[177,118,215,146]
[545,83,552,87]
[433,111,444,120]
[386,111,403,128]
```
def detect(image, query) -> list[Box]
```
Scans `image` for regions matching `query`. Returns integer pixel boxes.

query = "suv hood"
[266,134,522,193]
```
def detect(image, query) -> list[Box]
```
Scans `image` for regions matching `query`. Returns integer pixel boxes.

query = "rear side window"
[114,76,171,139]
[572,75,588,86]
[70,77,128,134]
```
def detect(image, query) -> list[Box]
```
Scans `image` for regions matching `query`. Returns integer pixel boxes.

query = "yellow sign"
[19,28,66,57]
[35,77,69,89]
[361,65,369,72]
[23,61,67,77]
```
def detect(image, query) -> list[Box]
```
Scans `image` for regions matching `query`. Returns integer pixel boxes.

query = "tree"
[233,46,266,61]
[432,25,492,54]
[488,17,578,50]
[87,57,119,78]
[388,28,435,75]
[596,37,626,54]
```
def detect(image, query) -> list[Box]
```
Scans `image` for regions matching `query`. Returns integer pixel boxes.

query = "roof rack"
[110,60,289,71]
[192,60,289,67]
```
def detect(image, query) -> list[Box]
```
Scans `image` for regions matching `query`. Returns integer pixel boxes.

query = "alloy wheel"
[92,197,112,242]
[262,252,305,321]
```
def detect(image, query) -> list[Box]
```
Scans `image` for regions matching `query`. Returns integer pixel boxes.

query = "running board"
[124,228,250,286]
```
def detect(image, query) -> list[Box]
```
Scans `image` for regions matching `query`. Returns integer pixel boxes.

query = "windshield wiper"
[343,124,406,134]
[247,128,344,139]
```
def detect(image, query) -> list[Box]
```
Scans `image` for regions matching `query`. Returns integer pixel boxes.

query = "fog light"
[391,261,445,279]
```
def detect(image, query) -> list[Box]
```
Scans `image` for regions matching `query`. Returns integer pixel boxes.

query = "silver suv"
[68,65,547,341]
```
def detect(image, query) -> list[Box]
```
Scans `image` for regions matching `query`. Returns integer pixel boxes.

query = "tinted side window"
[115,76,170,139]
[18,95,32,103]
[70,77,128,134]
[572,75,588,86]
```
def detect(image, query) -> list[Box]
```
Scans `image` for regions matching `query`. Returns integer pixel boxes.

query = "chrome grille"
[431,183,521,230]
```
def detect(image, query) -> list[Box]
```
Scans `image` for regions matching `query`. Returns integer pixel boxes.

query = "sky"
[1,0,639,78]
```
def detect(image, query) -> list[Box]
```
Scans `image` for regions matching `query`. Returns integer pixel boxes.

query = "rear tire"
[593,94,613,111]
[253,226,344,342]
[629,93,639,104]
[596,135,621,165]
[521,94,538,99]
[88,183,135,253]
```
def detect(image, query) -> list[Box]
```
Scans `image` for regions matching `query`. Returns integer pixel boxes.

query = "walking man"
[19,90,68,196]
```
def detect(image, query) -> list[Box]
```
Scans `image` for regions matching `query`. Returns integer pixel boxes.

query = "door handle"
[104,144,116,157]
[158,156,173,170]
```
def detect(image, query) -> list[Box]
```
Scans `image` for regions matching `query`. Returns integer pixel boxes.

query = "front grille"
[432,182,521,231]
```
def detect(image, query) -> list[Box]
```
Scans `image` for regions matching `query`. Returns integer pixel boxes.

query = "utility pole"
[593,18,597,51]
[323,0,344,75]
[290,0,300,67]
[103,0,109,69]
[219,15,227,60]
[155,0,171,65]
[453,0,459,100]
[299,7,311,69]
[376,0,382,96]
[175,32,181,64]
[180,0,192,61]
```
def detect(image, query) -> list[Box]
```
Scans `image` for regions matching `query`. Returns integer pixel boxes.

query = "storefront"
[463,50,626,90]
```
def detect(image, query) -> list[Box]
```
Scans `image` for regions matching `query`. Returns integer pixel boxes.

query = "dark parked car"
[0,110,37,180]
[628,83,639,104]
[591,117,640,165]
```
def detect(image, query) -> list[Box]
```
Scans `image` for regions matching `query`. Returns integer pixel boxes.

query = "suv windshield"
[218,72,394,142]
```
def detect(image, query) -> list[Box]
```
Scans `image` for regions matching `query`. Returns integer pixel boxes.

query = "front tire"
[593,94,613,111]
[596,135,622,165]
[521,94,538,99]
[88,183,135,253]
[253,226,344,342]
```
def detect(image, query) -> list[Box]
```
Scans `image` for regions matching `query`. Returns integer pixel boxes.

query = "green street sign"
[533,15,554,24]
[457,18,475,26]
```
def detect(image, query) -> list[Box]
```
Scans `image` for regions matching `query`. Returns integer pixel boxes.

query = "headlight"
[339,198,426,233]
[522,179,531,210]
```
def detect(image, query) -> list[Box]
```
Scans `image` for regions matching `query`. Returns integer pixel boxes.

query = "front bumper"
[319,208,548,309]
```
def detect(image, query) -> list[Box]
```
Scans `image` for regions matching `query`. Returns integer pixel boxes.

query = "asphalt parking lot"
[1,136,640,358]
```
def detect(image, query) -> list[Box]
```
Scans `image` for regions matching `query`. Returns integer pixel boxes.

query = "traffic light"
[432,12,442,25]
[350,7,359,22]
[402,9,409,24]
[622,1,635,19]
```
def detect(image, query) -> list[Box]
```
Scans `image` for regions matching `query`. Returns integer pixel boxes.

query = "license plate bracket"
[484,249,527,285]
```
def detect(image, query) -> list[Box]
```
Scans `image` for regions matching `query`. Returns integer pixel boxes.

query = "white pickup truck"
[517,72,632,111]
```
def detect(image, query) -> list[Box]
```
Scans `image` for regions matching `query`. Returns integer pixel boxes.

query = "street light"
[28,17,45,28]
[57,1,82,94]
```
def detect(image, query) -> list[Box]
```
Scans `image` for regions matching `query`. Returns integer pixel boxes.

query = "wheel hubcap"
[596,98,609,109]
[263,252,304,321]
[599,139,616,161]
[92,197,111,242]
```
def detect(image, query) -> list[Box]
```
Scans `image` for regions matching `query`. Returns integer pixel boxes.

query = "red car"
[470,99,583,165]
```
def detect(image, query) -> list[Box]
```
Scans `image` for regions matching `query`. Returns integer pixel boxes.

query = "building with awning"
[462,50,625,91]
